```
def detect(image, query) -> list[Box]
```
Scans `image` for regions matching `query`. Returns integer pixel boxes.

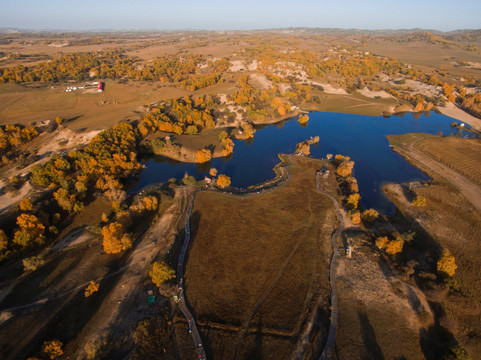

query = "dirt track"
[394,141,481,213]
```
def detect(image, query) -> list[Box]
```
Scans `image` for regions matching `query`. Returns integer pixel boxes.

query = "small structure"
[97,81,104,92]
[347,246,352,258]
[204,177,212,184]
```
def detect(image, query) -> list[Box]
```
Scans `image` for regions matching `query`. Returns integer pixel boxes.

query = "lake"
[131,111,472,215]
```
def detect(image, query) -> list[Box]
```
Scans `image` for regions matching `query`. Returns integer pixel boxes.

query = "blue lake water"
[131,111,471,215]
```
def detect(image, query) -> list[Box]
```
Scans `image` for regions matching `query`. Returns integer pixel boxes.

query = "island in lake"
[0,23,480,360]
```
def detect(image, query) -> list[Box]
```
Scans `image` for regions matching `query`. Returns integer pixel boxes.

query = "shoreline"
[437,102,481,131]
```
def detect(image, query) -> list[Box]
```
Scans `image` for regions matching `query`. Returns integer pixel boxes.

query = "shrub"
[361,209,379,223]
[216,174,231,188]
[23,255,45,271]
[412,195,426,207]
[85,281,100,297]
[437,250,457,277]
[42,340,63,359]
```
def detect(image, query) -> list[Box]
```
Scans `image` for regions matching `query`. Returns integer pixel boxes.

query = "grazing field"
[184,156,337,359]
[415,135,481,185]
[386,134,481,358]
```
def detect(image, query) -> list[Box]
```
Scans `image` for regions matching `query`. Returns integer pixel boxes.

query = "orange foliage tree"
[437,250,457,277]
[13,214,45,247]
[150,261,176,287]
[42,340,63,359]
[84,281,100,297]
[195,149,212,163]
[216,174,231,188]
[101,222,132,254]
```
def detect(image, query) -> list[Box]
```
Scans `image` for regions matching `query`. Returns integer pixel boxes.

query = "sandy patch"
[249,73,272,90]
[438,102,481,131]
[311,82,348,95]
[36,127,100,157]
[357,88,394,99]
[246,60,258,71]
[229,60,246,72]
[403,79,441,98]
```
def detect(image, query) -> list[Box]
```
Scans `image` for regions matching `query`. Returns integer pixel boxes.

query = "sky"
[0,0,480,32]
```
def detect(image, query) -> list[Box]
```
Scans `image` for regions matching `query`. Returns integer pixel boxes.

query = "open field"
[415,135,481,185]
[385,133,481,358]
[184,156,337,359]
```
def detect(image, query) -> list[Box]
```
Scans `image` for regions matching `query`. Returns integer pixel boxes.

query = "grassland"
[385,133,481,358]
[184,155,337,359]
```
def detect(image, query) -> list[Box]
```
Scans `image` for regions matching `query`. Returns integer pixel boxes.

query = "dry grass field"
[184,156,337,359]
[386,134,481,358]
[416,136,481,185]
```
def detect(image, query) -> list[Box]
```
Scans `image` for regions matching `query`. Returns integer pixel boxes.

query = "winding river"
[131,111,473,215]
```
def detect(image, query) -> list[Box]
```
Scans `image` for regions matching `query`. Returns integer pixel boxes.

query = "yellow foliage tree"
[216,174,231,188]
[437,251,457,277]
[42,340,63,359]
[85,281,100,297]
[0,230,8,251]
[376,236,403,255]
[412,196,426,207]
[337,161,354,178]
[277,105,286,116]
[19,198,33,211]
[209,168,218,177]
[347,193,360,209]
[350,210,361,224]
[150,261,176,287]
[334,154,350,164]
[195,149,212,163]
[13,213,45,247]
[297,114,309,124]
[101,222,132,254]
[361,209,379,223]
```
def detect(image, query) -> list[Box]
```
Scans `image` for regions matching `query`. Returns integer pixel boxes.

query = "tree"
[349,210,361,224]
[209,168,218,177]
[216,174,231,188]
[437,250,457,277]
[150,261,176,287]
[101,222,132,254]
[0,230,8,251]
[19,198,33,211]
[55,116,63,125]
[42,340,63,359]
[297,114,309,124]
[376,236,403,255]
[13,214,45,247]
[195,149,212,163]
[361,209,379,223]
[23,255,45,271]
[412,195,426,207]
[85,281,100,297]
[337,161,354,178]
[347,193,360,209]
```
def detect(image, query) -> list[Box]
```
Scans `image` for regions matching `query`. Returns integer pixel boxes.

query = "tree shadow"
[358,310,385,360]
[244,316,263,359]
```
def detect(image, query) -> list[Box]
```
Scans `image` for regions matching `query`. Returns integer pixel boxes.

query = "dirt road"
[395,143,481,213]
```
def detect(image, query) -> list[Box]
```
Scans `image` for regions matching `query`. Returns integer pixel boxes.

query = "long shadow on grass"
[1,266,123,360]
[358,310,385,360]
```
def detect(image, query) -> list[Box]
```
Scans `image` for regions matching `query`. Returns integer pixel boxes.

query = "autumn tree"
[13,214,45,247]
[219,131,234,156]
[241,122,256,138]
[349,210,361,225]
[42,340,63,359]
[376,236,403,255]
[216,174,231,188]
[437,250,457,277]
[361,209,379,223]
[297,114,309,124]
[0,230,7,251]
[412,196,426,207]
[195,149,212,163]
[150,261,176,287]
[19,198,33,211]
[337,161,355,178]
[101,222,132,254]
[334,154,350,164]
[347,193,360,209]
[209,168,218,177]
[85,281,100,297]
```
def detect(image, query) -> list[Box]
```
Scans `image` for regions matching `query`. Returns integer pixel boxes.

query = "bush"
[150,261,176,287]
[23,255,45,271]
